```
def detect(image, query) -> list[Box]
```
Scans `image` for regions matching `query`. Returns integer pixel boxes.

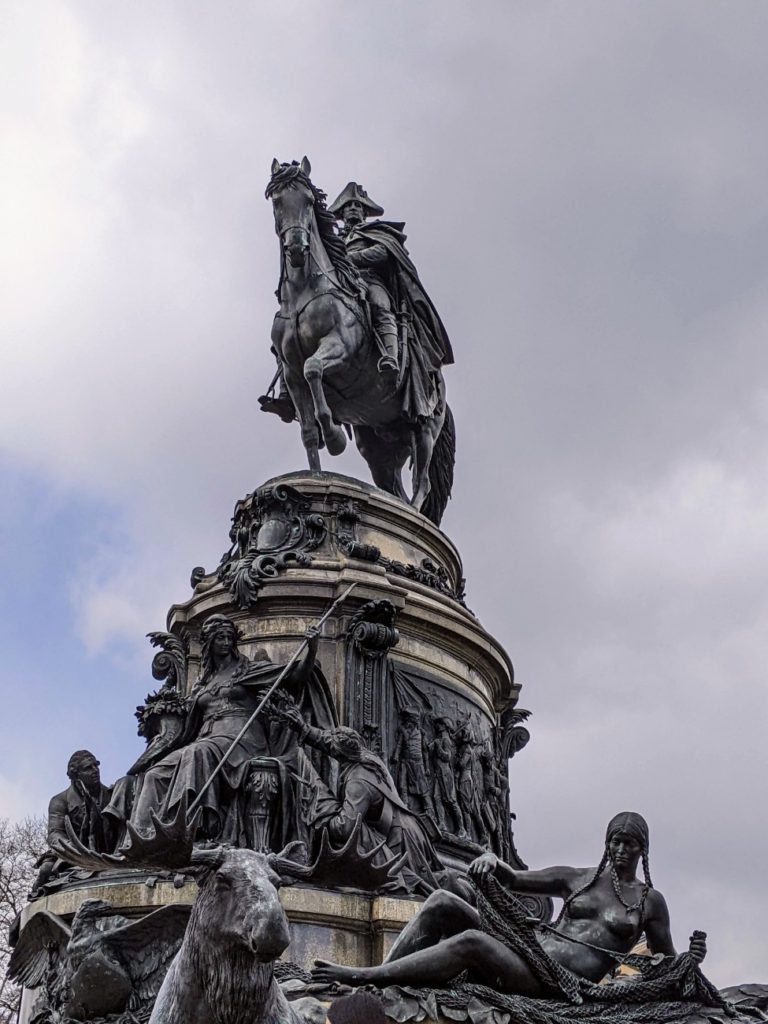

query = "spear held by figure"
[186,582,357,821]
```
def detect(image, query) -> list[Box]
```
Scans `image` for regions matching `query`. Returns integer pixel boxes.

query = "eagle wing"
[100,904,191,1007]
[8,911,71,988]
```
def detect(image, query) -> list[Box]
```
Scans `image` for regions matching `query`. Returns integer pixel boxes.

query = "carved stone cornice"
[332,497,466,605]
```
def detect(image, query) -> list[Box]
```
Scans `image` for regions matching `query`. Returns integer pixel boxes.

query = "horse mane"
[266,162,360,296]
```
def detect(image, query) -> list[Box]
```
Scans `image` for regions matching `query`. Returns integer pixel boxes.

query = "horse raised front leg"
[284,369,321,472]
[303,334,347,457]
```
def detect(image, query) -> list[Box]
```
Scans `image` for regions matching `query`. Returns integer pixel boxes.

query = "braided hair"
[554,811,653,927]
[553,848,609,927]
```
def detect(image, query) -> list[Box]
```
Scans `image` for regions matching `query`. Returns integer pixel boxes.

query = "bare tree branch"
[0,817,47,1024]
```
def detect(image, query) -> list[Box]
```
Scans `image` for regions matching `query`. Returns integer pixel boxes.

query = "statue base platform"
[19,874,421,970]
[18,875,423,1024]
[18,471,531,1023]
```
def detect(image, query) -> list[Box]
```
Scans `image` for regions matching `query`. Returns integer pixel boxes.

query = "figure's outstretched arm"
[244,627,321,701]
[277,702,335,756]
[469,851,582,898]
[285,626,320,688]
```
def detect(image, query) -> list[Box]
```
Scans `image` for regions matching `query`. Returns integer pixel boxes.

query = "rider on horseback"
[329,182,400,383]
[330,181,454,422]
[260,178,453,425]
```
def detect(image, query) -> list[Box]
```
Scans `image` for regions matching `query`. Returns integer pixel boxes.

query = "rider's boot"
[364,283,400,383]
[376,327,400,383]
[258,366,296,423]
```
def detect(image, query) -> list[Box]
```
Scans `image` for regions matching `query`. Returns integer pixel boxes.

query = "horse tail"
[422,404,455,526]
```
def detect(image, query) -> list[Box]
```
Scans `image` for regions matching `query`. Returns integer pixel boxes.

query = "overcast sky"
[1,0,767,987]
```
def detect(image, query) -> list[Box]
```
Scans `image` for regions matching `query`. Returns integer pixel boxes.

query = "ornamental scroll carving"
[345,600,400,754]
[146,629,189,692]
[217,483,327,609]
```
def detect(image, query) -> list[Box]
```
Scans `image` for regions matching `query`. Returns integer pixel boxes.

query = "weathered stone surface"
[174,471,516,733]
[20,877,421,973]
[163,471,523,861]
[17,471,533,1022]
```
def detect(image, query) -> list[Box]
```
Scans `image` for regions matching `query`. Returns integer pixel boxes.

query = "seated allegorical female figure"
[121,613,337,845]
[313,811,707,996]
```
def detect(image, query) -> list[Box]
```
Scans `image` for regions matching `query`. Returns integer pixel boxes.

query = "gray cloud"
[1,0,766,984]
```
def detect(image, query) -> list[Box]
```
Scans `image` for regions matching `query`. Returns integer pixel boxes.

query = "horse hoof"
[325,428,347,456]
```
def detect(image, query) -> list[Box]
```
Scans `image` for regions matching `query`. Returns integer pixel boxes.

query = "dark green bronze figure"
[119,614,336,845]
[329,180,453,403]
[312,812,707,995]
[328,182,398,382]
[261,158,455,525]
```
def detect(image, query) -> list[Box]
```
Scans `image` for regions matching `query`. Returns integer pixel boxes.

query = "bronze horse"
[266,158,454,526]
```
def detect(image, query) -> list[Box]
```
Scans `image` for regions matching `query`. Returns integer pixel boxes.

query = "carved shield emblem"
[255,516,292,552]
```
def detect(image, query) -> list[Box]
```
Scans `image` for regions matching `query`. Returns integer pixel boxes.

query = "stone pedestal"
[19,472,529,1024]
[177,470,516,723]
[19,875,420,973]
[174,471,520,862]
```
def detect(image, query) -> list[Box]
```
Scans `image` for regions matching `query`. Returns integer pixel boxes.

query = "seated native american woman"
[313,812,707,996]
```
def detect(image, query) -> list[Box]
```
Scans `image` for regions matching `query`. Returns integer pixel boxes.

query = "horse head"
[267,156,315,268]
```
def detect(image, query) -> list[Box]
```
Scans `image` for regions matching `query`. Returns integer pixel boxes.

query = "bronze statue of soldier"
[391,707,437,822]
[479,742,504,852]
[261,160,455,524]
[455,721,488,843]
[328,182,399,381]
[261,175,453,422]
[329,179,454,420]
[428,715,466,837]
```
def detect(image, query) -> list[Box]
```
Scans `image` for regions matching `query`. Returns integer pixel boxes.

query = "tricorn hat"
[401,705,422,720]
[329,181,384,218]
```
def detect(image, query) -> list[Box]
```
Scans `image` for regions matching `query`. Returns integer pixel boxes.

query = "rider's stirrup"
[258,393,296,422]
[378,356,399,381]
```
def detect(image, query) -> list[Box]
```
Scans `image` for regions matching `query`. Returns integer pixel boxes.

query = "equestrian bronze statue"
[261,158,455,525]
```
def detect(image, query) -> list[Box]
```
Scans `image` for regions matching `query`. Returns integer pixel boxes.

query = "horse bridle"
[279,224,310,243]
[276,214,364,323]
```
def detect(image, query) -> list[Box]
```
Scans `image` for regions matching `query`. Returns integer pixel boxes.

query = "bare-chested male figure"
[313,812,707,996]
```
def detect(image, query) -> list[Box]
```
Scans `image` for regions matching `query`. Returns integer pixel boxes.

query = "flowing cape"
[348,220,454,421]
